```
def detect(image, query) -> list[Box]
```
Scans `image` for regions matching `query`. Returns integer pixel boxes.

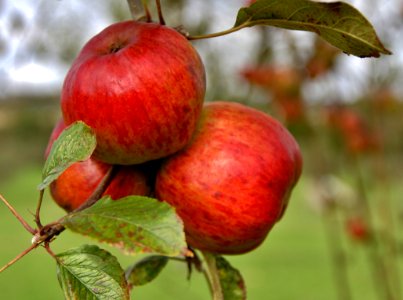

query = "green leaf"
[60,196,187,256]
[125,255,169,286]
[235,0,391,58]
[216,256,246,300]
[56,244,129,300]
[39,121,96,190]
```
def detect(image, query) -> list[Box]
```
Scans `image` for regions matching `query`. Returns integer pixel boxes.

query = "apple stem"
[141,0,152,22]
[0,243,39,273]
[187,25,245,41]
[201,251,224,300]
[155,0,166,25]
[0,194,36,235]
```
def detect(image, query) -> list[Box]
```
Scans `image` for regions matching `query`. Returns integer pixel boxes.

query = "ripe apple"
[45,120,151,212]
[345,216,371,242]
[155,101,302,254]
[61,20,206,165]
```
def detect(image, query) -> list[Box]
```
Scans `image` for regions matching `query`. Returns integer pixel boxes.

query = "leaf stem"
[0,194,36,235]
[187,25,246,41]
[201,251,224,300]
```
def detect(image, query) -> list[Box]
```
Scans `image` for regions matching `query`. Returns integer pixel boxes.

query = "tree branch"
[0,194,36,235]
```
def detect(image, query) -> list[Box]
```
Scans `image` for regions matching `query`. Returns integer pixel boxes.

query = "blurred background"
[1,0,403,299]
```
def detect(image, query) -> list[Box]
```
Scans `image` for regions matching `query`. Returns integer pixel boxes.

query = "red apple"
[345,216,371,242]
[46,120,151,212]
[61,20,206,165]
[155,101,302,254]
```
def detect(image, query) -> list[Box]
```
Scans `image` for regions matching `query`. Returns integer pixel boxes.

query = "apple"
[45,120,151,212]
[345,216,371,242]
[324,106,380,154]
[155,101,302,254]
[61,20,206,165]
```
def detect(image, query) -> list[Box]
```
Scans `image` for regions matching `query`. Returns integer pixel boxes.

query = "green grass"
[0,165,401,299]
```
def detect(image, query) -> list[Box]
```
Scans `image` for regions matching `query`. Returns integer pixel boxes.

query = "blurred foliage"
[0,97,59,180]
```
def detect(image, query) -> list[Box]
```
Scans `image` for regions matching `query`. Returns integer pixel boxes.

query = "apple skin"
[61,20,206,165]
[45,120,151,212]
[155,101,302,254]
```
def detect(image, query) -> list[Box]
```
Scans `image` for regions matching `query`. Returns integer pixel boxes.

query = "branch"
[35,189,45,229]
[0,243,39,273]
[0,194,36,235]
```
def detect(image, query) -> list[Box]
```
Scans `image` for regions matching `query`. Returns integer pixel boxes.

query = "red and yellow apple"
[61,20,206,165]
[45,120,151,212]
[155,101,302,254]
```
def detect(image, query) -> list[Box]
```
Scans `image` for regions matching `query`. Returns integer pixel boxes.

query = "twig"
[155,0,165,25]
[0,165,116,274]
[35,189,45,229]
[141,0,152,22]
[0,194,36,235]
[33,165,117,244]
[0,243,39,273]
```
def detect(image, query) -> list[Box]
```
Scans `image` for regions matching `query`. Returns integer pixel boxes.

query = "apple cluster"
[47,20,302,255]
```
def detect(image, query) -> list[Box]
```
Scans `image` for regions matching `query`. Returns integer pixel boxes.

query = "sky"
[0,0,402,102]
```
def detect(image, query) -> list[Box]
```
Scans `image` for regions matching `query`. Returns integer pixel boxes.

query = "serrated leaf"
[235,0,391,58]
[39,121,96,190]
[216,256,246,300]
[60,196,187,256]
[125,255,168,286]
[56,244,129,300]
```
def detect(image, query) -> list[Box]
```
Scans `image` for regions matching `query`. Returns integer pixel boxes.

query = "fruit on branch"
[324,105,380,154]
[241,66,307,125]
[61,20,206,165]
[241,66,301,97]
[155,101,302,254]
[345,216,371,242]
[45,120,151,212]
